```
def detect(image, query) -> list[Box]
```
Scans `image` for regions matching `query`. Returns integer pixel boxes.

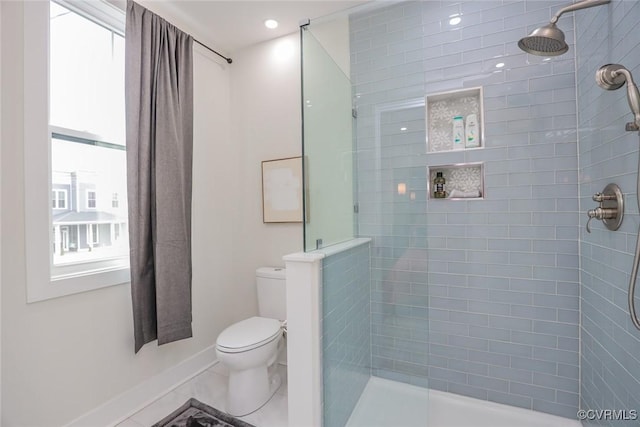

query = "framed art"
[261,156,303,223]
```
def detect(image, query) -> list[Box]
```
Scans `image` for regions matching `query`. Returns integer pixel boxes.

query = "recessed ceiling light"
[265,19,278,29]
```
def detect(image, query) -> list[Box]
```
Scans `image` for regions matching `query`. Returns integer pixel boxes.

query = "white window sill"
[28,266,130,303]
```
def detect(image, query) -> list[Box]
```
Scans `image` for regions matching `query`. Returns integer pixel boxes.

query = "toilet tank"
[256,267,286,320]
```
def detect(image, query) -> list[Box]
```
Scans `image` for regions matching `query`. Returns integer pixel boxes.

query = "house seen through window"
[50,0,128,270]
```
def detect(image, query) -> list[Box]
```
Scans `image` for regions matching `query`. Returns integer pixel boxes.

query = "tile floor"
[117,363,288,427]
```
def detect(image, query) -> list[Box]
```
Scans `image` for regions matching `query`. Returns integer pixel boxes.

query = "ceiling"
[141,1,371,55]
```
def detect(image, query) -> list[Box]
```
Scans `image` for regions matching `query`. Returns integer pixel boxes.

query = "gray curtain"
[125,0,194,353]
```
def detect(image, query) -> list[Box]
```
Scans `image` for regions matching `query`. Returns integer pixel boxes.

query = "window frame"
[86,190,97,209]
[52,189,67,209]
[24,0,129,303]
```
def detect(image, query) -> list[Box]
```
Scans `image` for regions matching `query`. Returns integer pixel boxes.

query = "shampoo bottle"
[434,172,446,198]
[452,116,464,150]
[465,114,479,148]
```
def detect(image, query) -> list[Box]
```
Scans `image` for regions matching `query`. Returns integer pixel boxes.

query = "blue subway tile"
[346,1,588,418]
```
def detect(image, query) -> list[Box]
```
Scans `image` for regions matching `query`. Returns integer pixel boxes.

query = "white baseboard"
[65,345,218,427]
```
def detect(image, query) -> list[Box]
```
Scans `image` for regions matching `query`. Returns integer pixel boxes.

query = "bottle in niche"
[434,172,446,198]
[452,116,464,150]
[465,113,479,148]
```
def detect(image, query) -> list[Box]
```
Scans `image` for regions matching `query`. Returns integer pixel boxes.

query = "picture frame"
[261,156,303,223]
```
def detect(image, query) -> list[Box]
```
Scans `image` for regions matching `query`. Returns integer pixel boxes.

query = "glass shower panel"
[301,27,355,252]
[368,102,431,388]
[304,2,430,425]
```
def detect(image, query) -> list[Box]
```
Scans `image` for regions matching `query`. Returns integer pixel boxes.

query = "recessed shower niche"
[428,163,484,200]
[426,87,484,152]
[426,87,485,200]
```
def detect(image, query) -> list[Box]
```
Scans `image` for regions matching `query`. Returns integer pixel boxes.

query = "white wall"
[0,1,3,421]
[307,15,350,78]
[230,33,304,300]
[0,2,259,425]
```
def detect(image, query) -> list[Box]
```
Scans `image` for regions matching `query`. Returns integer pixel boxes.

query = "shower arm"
[550,0,611,24]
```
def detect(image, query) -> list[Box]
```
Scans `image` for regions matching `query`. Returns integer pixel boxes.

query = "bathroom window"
[24,0,129,302]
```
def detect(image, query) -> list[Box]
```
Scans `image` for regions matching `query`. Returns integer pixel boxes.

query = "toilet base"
[227,363,282,416]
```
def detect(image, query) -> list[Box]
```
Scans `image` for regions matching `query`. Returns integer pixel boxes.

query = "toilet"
[215,267,286,416]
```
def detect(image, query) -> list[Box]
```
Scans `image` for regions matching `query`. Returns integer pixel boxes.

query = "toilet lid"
[216,316,281,352]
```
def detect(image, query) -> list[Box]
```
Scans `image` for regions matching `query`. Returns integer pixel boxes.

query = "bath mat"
[152,398,255,427]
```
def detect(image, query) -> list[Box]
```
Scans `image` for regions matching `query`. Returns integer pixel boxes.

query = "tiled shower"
[322,242,371,427]
[310,0,640,426]
[577,1,640,424]
[355,0,580,417]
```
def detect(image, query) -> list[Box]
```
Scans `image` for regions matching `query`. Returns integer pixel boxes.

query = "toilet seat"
[216,316,282,354]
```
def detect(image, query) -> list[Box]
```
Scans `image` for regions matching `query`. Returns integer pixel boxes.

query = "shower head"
[518,0,610,56]
[517,23,568,56]
[596,64,640,131]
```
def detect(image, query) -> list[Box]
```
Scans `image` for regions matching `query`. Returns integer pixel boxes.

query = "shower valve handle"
[592,192,616,202]
[588,207,617,220]
[586,184,624,234]
[586,207,618,233]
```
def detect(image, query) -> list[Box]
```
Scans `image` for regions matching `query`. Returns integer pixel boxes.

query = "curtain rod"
[122,1,233,64]
[194,38,233,64]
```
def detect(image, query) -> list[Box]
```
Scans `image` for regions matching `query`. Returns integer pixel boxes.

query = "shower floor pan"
[345,377,580,427]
